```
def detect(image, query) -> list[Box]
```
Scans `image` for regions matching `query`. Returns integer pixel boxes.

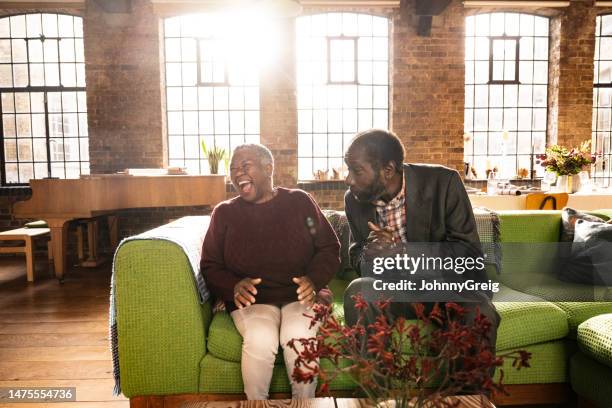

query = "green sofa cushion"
[496,212,562,283]
[493,340,569,385]
[555,302,612,336]
[577,313,612,368]
[207,311,244,363]
[493,285,568,351]
[570,351,612,408]
[498,211,562,243]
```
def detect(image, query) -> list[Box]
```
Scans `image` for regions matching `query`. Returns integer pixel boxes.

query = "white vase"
[555,175,579,193]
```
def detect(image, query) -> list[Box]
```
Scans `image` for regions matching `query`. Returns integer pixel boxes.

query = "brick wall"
[85,0,166,173]
[555,0,597,149]
[392,0,465,174]
[548,13,561,146]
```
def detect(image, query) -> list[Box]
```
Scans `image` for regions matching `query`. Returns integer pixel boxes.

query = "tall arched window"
[164,14,261,175]
[296,13,389,181]
[464,13,549,179]
[0,13,88,185]
[593,14,612,187]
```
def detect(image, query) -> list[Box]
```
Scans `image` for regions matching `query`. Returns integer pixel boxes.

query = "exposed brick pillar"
[555,0,596,149]
[259,18,298,188]
[548,15,561,146]
[392,0,465,173]
[85,0,166,173]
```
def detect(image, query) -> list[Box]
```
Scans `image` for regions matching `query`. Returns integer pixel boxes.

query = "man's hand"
[293,276,316,306]
[367,221,395,247]
[233,278,262,309]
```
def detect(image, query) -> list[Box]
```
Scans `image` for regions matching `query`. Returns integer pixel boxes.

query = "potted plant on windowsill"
[200,139,227,175]
[536,141,598,193]
[289,296,531,408]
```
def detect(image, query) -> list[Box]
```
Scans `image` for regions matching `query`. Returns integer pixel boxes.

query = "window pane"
[12,39,27,63]
[10,15,26,38]
[19,162,33,182]
[3,114,15,137]
[4,138,17,161]
[15,93,29,113]
[33,138,47,161]
[18,139,32,161]
[59,39,76,62]
[45,63,60,86]
[13,64,28,87]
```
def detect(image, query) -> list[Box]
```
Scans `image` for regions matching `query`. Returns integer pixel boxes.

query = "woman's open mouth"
[238,180,254,195]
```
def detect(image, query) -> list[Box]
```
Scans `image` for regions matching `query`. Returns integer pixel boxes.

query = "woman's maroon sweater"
[200,187,340,311]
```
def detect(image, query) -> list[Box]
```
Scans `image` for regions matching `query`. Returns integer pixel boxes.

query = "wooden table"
[469,192,612,210]
[336,396,495,408]
[133,396,494,408]
[134,397,335,408]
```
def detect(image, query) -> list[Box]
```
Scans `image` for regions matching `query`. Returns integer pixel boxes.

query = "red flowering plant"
[288,294,531,408]
[536,140,599,176]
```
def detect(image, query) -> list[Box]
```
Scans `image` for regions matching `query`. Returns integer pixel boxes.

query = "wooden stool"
[0,227,52,282]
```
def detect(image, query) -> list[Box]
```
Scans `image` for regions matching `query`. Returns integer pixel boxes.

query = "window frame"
[0,12,88,186]
[326,35,358,85]
[296,12,391,181]
[163,13,261,175]
[593,13,612,187]
[464,12,550,180]
[488,35,521,85]
[196,37,230,87]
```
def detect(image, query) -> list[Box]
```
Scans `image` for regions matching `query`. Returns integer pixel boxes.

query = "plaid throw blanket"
[473,207,502,274]
[109,216,211,396]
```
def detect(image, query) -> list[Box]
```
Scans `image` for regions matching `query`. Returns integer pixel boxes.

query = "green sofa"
[113,210,612,406]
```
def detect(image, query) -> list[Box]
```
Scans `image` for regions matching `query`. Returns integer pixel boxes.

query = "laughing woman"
[200,143,340,400]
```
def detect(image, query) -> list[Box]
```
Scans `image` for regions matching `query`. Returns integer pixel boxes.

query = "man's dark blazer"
[344,163,492,298]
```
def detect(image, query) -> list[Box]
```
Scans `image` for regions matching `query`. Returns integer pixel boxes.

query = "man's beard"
[352,178,386,203]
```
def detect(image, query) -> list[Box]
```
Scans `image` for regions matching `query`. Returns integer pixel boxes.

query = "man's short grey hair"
[232,143,274,166]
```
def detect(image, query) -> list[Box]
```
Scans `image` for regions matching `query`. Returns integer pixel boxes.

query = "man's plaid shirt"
[372,179,407,244]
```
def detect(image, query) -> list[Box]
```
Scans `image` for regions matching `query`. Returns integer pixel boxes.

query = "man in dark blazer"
[343,129,500,355]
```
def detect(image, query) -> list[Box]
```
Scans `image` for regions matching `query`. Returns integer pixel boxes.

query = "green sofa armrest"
[114,239,212,397]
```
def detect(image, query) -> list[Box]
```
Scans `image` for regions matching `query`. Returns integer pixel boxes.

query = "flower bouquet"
[536,141,597,176]
[289,295,531,408]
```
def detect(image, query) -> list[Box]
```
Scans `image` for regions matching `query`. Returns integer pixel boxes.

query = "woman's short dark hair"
[349,129,405,172]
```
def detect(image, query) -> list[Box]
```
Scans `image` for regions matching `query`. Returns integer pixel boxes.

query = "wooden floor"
[0,255,129,408]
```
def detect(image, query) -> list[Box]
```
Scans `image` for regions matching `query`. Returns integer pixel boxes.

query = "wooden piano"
[13,174,227,280]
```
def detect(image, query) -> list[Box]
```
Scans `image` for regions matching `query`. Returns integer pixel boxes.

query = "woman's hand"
[293,276,316,306]
[233,278,262,309]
